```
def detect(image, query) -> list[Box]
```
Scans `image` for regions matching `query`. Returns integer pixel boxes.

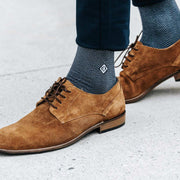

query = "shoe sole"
[125,71,180,104]
[0,112,126,155]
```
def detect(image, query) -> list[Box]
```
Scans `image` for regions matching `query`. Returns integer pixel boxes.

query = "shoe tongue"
[56,77,63,83]
[63,79,86,92]
[135,41,141,46]
[56,78,73,89]
[136,41,143,47]
[63,79,74,88]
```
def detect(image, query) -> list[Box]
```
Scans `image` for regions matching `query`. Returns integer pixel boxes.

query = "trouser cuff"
[133,0,166,7]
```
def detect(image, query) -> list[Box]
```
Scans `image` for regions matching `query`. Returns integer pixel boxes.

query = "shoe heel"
[174,71,180,81]
[98,112,126,133]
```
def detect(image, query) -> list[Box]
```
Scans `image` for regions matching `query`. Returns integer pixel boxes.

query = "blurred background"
[0,1,180,180]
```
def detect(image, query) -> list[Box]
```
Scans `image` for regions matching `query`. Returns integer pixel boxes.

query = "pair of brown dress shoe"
[0,37,179,154]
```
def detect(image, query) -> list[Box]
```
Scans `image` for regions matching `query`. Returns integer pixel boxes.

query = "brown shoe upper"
[0,78,125,151]
[119,40,180,101]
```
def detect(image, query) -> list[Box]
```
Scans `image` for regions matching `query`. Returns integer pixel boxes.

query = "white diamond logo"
[100,64,108,74]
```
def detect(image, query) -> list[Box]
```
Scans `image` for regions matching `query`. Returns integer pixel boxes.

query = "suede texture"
[0,79,125,150]
[119,40,180,100]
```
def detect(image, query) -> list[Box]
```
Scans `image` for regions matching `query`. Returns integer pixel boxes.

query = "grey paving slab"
[0,0,76,76]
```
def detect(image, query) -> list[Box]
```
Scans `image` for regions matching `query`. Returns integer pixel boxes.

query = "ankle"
[67,46,116,94]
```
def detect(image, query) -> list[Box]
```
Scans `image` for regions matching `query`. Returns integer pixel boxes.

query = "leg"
[118,0,180,103]
[76,0,130,50]
[135,0,180,48]
[67,0,130,94]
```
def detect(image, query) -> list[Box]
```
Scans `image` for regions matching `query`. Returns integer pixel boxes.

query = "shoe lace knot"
[41,77,71,109]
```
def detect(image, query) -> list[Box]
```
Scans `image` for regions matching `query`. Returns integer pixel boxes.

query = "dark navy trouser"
[76,0,166,51]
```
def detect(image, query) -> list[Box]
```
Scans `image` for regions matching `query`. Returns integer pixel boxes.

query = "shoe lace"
[114,31,143,69]
[41,77,71,109]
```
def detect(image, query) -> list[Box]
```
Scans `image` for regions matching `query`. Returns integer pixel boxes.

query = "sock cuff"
[133,0,166,7]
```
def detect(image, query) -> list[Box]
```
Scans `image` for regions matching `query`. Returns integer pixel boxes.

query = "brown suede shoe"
[117,37,180,103]
[0,78,125,154]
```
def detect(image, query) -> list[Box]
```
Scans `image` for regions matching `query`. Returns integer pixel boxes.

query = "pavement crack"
[0,64,71,77]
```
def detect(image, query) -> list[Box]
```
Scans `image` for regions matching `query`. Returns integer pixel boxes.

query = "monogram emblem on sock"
[100,64,108,74]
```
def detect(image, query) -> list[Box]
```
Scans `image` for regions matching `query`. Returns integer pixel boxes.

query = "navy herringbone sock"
[139,0,180,48]
[67,46,116,94]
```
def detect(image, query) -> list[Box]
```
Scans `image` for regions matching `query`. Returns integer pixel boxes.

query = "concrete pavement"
[0,0,180,179]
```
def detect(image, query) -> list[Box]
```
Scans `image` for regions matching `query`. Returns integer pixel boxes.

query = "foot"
[117,37,180,103]
[0,78,125,154]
